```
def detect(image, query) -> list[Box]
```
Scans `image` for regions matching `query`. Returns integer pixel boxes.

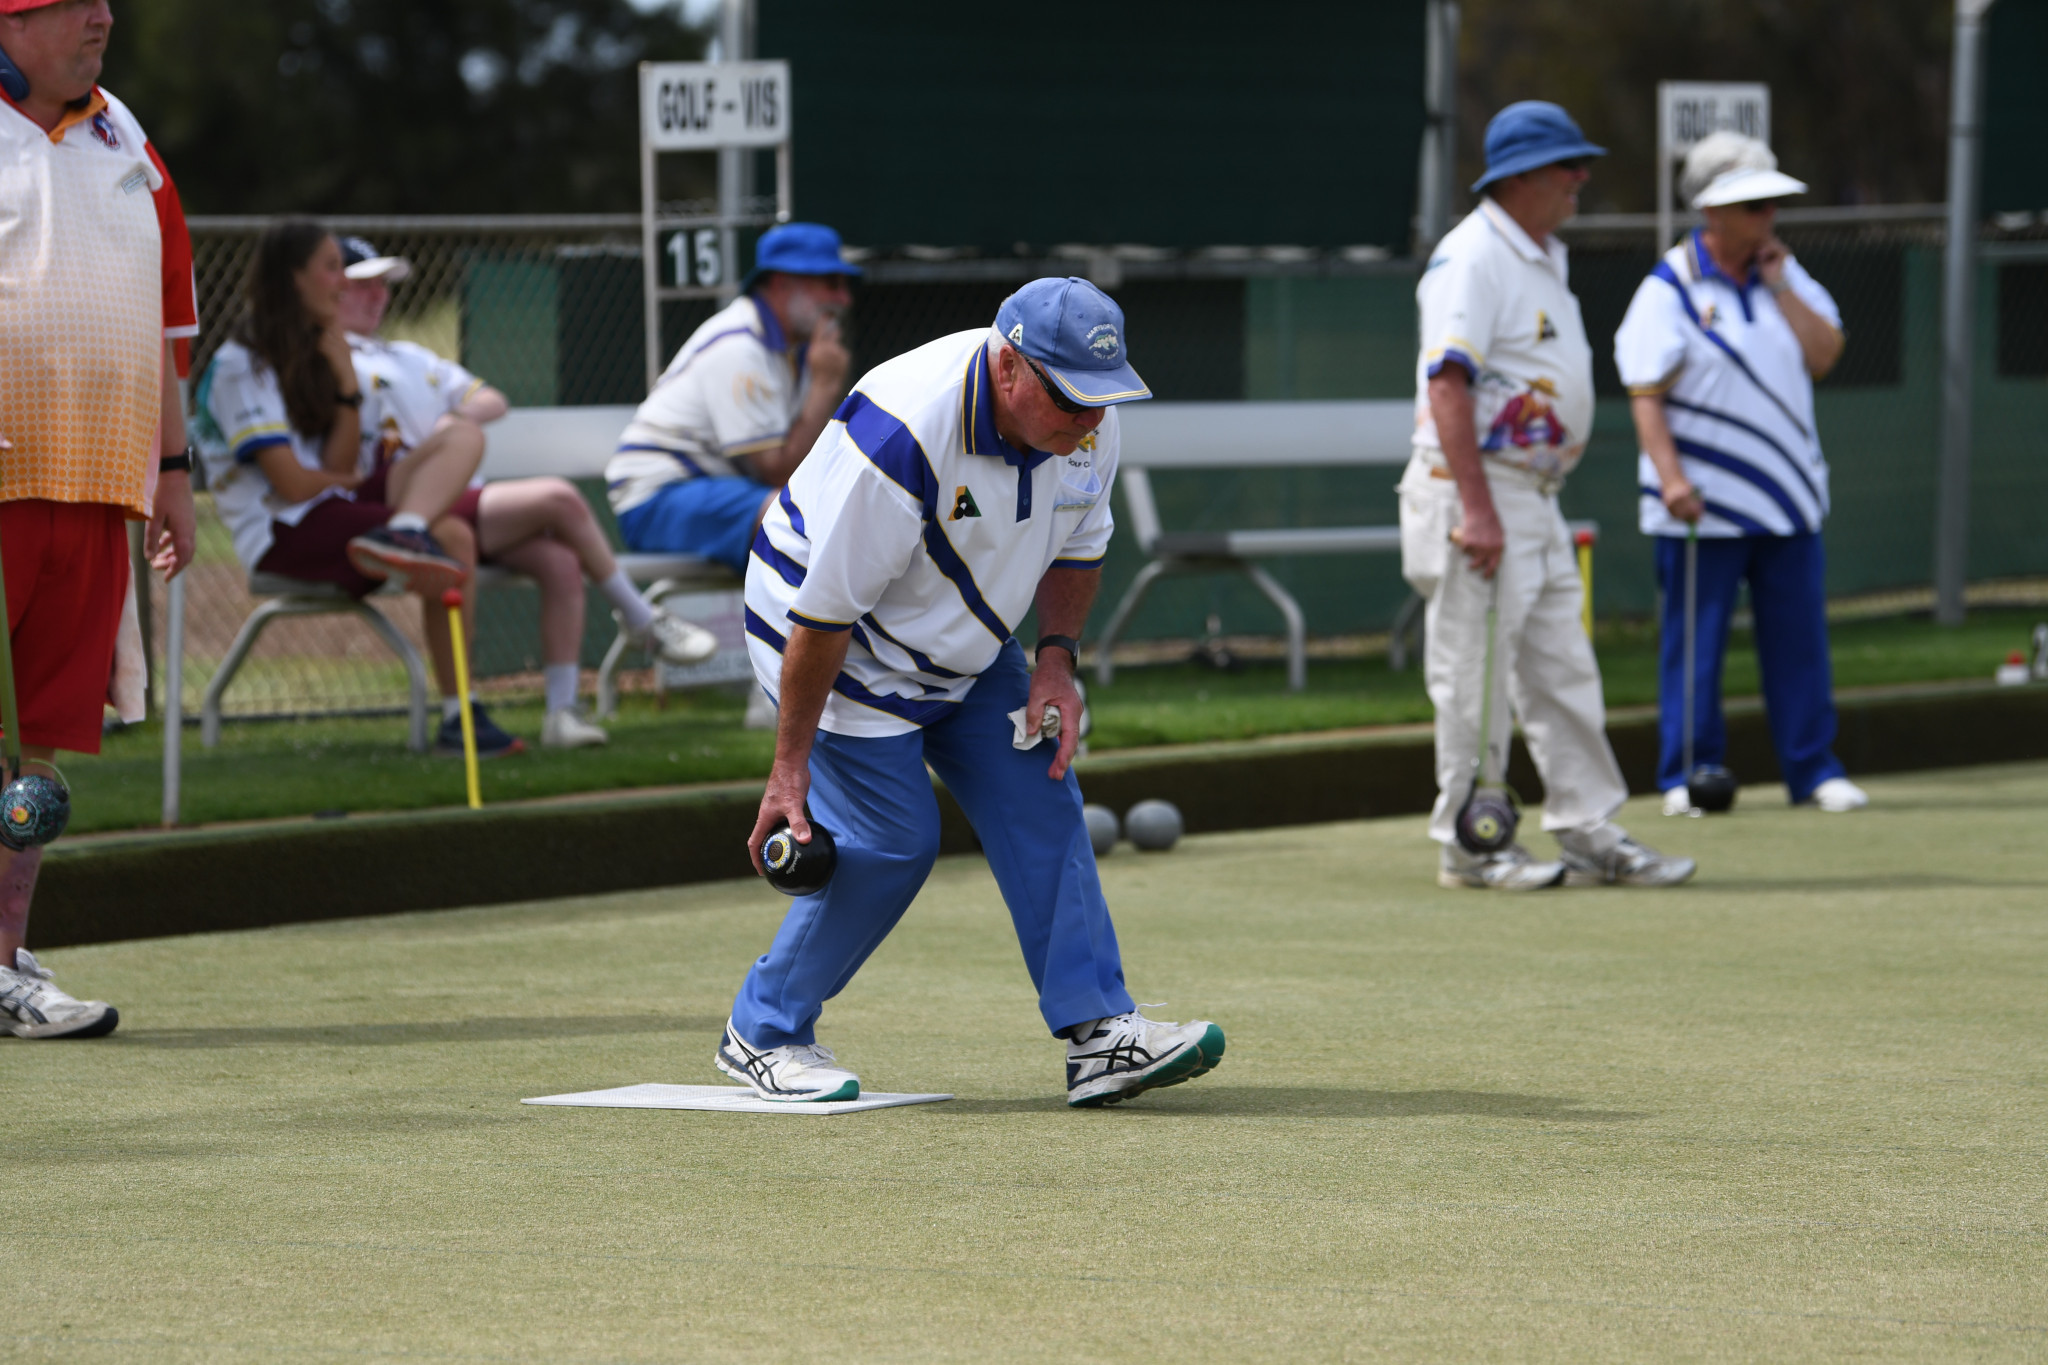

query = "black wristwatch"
[335,390,364,408]
[1035,634,1080,666]
[159,445,193,474]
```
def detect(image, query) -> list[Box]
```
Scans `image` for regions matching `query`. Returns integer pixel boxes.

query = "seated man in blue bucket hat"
[606,222,859,589]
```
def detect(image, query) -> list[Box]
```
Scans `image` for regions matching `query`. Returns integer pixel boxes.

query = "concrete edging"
[32,682,2048,948]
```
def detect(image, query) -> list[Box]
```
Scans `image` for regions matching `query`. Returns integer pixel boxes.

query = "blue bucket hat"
[742,222,862,291]
[1471,101,1606,194]
[993,277,1150,408]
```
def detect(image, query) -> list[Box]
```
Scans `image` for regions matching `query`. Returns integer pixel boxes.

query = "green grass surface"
[10,764,2046,1361]
[67,608,2047,833]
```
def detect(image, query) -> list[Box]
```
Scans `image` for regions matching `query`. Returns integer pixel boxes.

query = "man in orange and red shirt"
[0,0,197,1038]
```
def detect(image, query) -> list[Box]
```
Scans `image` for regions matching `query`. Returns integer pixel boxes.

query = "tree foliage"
[1458,0,1953,212]
[100,0,706,215]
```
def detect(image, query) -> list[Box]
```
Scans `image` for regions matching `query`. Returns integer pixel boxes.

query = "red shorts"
[257,469,484,598]
[1,500,131,755]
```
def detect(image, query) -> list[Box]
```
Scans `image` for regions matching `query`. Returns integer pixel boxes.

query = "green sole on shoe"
[1067,1026,1226,1108]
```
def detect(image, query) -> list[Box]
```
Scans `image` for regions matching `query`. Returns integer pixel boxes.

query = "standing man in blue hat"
[1399,101,1696,891]
[710,277,1226,1107]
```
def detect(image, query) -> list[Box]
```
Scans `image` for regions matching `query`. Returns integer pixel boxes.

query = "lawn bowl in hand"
[1083,803,1120,856]
[762,817,837,896]
[1125,799,1183,852]
[0,772,68,850]
[1454,785,1519,855]
[1686,765,1739,814]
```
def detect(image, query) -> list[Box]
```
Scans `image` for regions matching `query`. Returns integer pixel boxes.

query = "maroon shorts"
[258,473,486,598]
[1,500,131,755]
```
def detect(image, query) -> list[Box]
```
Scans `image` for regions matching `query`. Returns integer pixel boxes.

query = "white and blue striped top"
[1614,231,1841,538]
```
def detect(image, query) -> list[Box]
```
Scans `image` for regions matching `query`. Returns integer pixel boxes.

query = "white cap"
[1682,131,1809,209]
[339,235,413,283]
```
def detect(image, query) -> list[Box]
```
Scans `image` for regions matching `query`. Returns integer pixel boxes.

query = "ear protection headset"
[0,43,27,103]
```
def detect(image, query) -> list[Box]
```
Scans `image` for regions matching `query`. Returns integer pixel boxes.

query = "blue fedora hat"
[1471,101,1606,194]
[742,222,862,291]
[994,277,1151,408]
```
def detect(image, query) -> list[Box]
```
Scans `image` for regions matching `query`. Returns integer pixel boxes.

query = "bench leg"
[1243,563,1307,692]
[1093,557,1173,687]
[351,602,432,754]
[200,599,295,749]
[1389,591,1426,672]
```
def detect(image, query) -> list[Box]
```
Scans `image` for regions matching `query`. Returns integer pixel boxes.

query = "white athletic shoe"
[743,688,777,731]
[626,608,718,667]
[1810,777,1870,813]
[541,706,609,749]
[1557,828,1696,888]
[1065,1009,1225,1108]
[0,949,118,1039]
[1439,842,1567,891]
[1663,786,1698,818]
[715,1018,860,1102]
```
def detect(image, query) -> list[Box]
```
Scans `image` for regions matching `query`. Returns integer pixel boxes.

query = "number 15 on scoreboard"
[661,229,723,288]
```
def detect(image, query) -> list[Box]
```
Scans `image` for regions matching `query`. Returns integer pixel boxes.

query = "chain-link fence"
[161,208,2048,723]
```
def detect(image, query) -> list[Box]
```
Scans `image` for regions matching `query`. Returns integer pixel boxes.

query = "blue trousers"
[615,476,772,572]
[731,640,1134,1048]
[1655,532,1846,802]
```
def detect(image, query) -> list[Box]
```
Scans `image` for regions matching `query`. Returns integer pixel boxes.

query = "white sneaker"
[715,1018,860,1102]
[541,706,608,749]
[1557,828,1696,888]
[627,608,718,667]
[0,949,118,1039]
[743,688,777,731]
[1663,786,1698,818]
[1065,1009,1225,1108]
[1810,777,1869,813]
[1439,843,1567,891]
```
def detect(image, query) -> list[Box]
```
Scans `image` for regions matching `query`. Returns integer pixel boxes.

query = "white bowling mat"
[521,1082,952,1115]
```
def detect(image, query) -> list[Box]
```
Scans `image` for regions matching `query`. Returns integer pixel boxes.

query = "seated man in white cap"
[337,237,716,754]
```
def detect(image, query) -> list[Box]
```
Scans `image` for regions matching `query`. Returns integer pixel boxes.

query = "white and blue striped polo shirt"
[1614,230,1841,538]
[744,329,1118,738]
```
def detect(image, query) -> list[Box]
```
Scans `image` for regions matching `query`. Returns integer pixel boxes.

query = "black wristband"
[1035,634,1079,666]
[159,446,193,474]
[334,391,364,408]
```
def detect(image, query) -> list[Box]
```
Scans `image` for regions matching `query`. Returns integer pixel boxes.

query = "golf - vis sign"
[642,61,790,151]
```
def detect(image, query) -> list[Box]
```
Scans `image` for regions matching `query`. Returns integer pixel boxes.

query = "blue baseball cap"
[993,277,1151,408]
[1471,101,1606,194]
[742,222,862,291]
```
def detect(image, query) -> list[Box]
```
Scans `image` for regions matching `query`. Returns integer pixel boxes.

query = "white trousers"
[1398,454,1628,847]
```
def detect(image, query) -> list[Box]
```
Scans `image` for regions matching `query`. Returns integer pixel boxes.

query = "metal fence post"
[1414,0,1460,254]
[1935,0,1996,626]
[161,568,184,828]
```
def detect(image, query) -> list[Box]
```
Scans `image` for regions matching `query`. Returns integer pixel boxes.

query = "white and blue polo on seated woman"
[1615,135,1864,812]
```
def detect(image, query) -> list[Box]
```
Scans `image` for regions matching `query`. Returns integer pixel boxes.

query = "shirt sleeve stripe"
[786,609,854,633]
[778,485,807,538]
[749,528,807,589]
[837,392,937,517]
[1051,555,1106,571]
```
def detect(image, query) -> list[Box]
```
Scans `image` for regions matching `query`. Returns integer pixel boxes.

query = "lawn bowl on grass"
[7,763,2047,1359]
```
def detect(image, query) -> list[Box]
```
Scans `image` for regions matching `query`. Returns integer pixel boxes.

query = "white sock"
[442,695,466,722]
[543,663,579,714]
[389,511,428,533]
[600,570,656,632]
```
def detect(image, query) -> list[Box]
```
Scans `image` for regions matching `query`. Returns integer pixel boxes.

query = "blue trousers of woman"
[1654,531,1846,802]
[731,640,1134,1049]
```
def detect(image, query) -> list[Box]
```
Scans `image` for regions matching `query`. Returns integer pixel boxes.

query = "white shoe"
[743,688,777,731]
[626,608,719,667]
[1810,777,1869,813]
[1065,1009,1225,1108]
[0,949,118,1039]
[1439,843,1567,891]
[1663,787,1698,818]
[714,1018,860,1102]
[541,706,608,749]
[1557,828,1696,888]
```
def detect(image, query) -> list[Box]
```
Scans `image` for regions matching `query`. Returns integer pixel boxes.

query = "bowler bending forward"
[723,277,1225,1107]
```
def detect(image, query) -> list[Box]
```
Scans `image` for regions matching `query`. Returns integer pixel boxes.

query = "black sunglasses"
[1735,199,1783,215]
[1018,351,1088,415]
[1553,157,1593,173]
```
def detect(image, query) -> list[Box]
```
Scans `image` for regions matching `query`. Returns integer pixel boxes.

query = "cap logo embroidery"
[1086,324,1121,361]
[1007,324,1024,346]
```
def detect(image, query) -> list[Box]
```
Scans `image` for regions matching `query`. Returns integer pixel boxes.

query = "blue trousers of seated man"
[731,639,1135,1049]
[615,476,771,573]
[1654,530,1846,803]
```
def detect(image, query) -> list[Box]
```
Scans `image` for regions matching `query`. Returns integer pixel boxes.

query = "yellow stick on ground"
[1574,530,1595,638]
[442,588,481,810]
